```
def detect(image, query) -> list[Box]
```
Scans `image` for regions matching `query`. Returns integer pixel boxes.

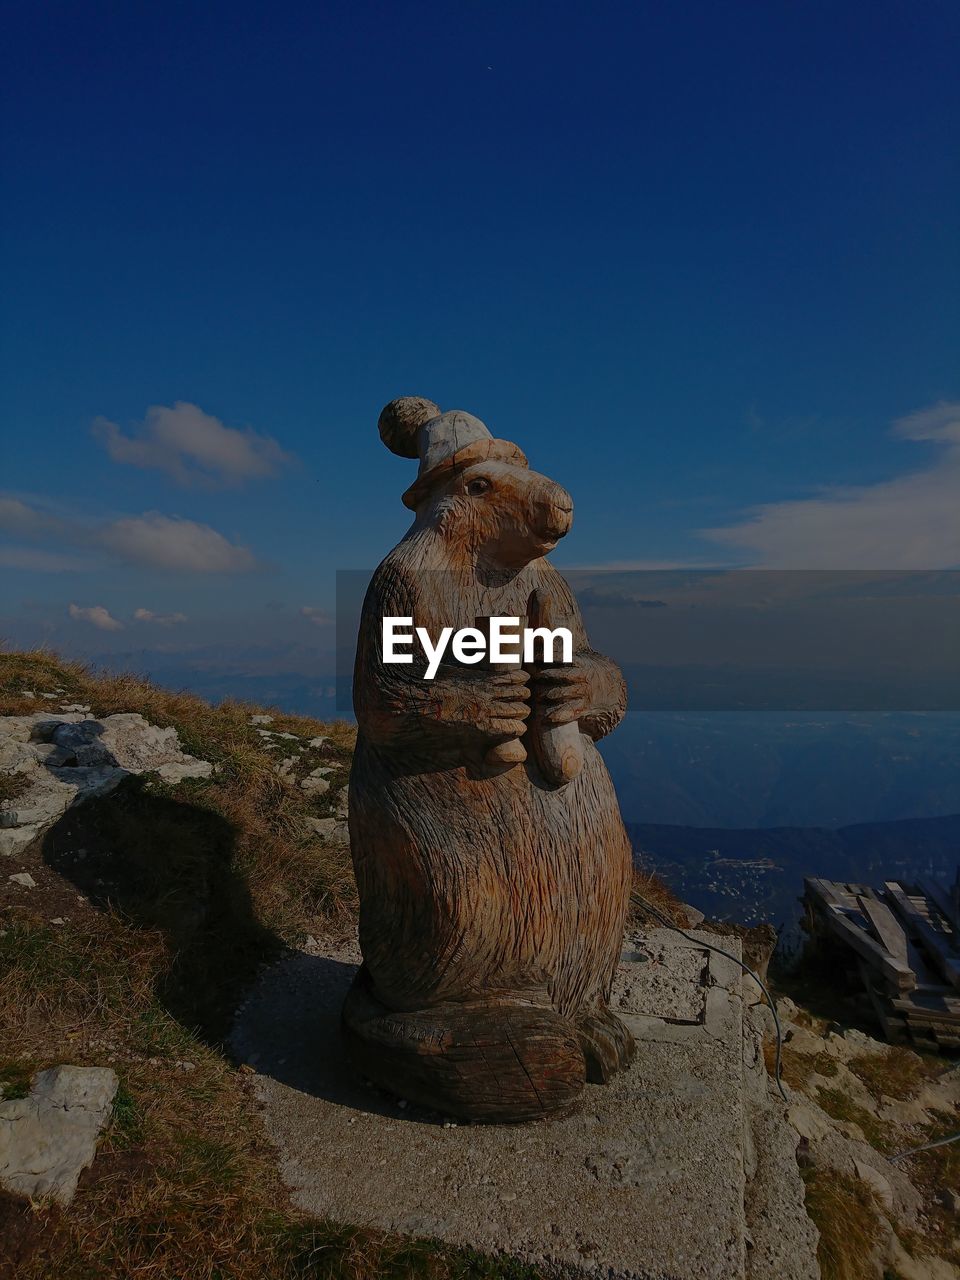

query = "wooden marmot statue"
[343,397,635,1122]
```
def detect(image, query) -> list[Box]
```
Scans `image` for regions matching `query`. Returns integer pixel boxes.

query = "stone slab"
[0,1064,118,1204]
[232,929,747,1279]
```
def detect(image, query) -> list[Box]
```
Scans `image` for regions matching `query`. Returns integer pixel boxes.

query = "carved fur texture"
[343,426,634,1122]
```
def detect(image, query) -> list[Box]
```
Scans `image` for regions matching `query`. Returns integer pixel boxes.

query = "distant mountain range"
[603,710,960,934]
[627,814,960,935]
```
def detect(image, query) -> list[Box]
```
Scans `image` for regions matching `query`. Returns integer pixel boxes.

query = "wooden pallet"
[804,872,960,1050]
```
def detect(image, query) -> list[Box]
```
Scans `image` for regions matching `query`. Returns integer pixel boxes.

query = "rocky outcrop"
[748,991,960,1279]
[0,710,213,856]
[741,1004,821,1280]
[0,1065,118,1203]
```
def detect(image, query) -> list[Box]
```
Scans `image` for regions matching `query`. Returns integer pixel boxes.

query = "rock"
[156,760,214,784]
[0,1065,118,1204]
[878,1096,935,1127]
[787,1102,833,1143]
[52,720,114,766]
[744,1107,820,1280]
[8,871,36,888]
[0,711,213,854]
[741,975,765,1006]
[250,715,273,725]
[300,770,330,795]
[886,1237,959,1280]
[939,1188,960,1213]
[749,999,778,1043]
[96,714,213,780]
[306,817,349,845]
[825,1027,883,1060]
[682,903,705,927]
[0,828,36,857]
[783,1025,828,1057]
[30,743,75,766]
[835,1120,866,1142]
[307,736,330,749]
[776,997,798,1024]
[275,756,298,778]
[60,704,91,713]
[920,1069,960,1113]
[853,1157,894,1212]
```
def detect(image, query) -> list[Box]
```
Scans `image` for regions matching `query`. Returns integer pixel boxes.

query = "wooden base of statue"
[342,965,635,1123]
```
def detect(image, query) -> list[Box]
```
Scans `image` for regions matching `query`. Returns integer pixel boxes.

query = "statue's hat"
[378,397,527,510]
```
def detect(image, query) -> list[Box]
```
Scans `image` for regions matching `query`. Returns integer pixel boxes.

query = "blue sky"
[2,0,958,663]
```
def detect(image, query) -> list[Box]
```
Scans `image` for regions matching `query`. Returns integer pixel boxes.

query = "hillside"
[0,648,553,1279]
[2,648,957,1280]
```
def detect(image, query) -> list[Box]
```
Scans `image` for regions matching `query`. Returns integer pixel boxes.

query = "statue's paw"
[576,1006,635,1084]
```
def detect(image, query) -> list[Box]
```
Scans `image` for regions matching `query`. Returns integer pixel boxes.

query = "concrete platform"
[232,929,750,1279]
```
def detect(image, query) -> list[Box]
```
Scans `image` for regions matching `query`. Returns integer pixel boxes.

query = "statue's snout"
[538,479,574,542]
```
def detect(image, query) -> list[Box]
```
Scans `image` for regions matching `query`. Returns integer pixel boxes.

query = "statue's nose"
[544,482,574,538]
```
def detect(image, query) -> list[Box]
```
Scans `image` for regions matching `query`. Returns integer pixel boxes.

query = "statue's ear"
[378,397,440,458]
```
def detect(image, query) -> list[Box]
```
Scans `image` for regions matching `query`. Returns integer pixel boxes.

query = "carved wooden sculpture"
[343,397,635,1122]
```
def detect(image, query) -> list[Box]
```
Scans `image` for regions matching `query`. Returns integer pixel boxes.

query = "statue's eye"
[466,477,491,496]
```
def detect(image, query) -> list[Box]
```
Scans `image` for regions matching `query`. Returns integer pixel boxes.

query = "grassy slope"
[764,990,959,1277]
[0,649,556,1280]
[22,647,947,1280]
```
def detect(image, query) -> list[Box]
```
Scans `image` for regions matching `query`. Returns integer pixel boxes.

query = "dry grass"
[770,1043,839,1091]
[0,647,551,1279]
[895,1108,960,1265]
[846,1048,944,1104]
[814,1086,895,1154]
[0,647,359,942]
[0,771,30,805]
[277,1223,545,1280]
[800,1168,883,1280]
[627,867,690,927]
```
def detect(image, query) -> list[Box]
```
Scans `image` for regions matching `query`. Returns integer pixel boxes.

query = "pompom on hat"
[378,397,528,510]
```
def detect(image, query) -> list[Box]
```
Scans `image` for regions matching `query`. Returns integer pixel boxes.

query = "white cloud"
[134,607,188,626]
[0,546,93,572]
[0,497,63,538]
[703,401,960,569]
[93,401,293,488]
[69,603,124,631]
[892,399,960,443]
[0,492,259,575]
[94,514,257,573]
[300,606,332,627]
